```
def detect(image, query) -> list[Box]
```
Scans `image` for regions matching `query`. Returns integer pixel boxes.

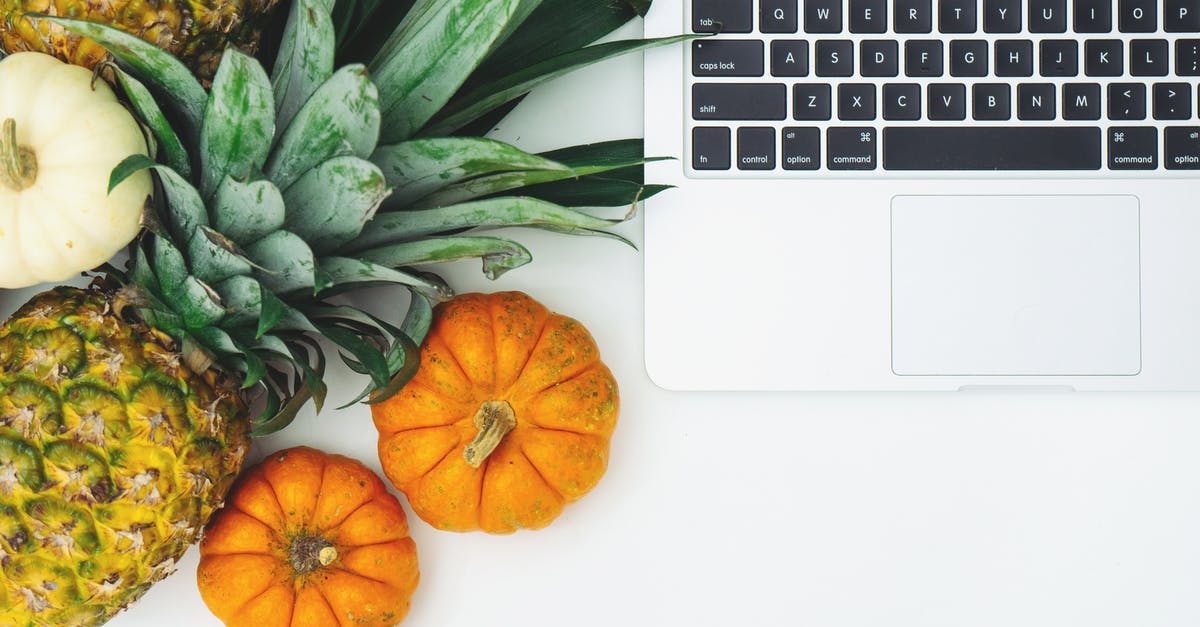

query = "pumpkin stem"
[463,400,517,468]
[0,118,37,192]
[289,535,337,575]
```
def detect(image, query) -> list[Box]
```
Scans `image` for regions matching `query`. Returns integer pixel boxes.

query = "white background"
[3,18,1200,627]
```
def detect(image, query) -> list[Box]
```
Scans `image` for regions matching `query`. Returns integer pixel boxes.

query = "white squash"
[0,52,152,289]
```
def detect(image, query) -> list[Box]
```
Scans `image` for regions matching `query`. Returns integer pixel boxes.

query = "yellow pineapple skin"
[0,0,281,79]
[0,287,249,626]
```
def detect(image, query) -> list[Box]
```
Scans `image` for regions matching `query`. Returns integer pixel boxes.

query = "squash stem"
[463,400,517,468]
[0,119,37,192]
[289,535,337,575]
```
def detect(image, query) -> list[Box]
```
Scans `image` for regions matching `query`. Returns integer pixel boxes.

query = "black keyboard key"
[793,84,833,120]
[1107,127,1157,169]
[1075,0,1113,32]
[1153,83,1192,119]
[693,83,787,120]
[1165,0,1200,31]
[995,40,1034,76]
[939,0,977,32]
[761,0,799,33]
[1177,39,1200,75]
[882,127,1101,170]
[883,84,922,120]
[693,40,765,77]
[1164,126,1200,169]
[850,0,888,32]
[1063,83,1102,119]
[782,127,820,170]
[693,0,752,32]
[737,127,776,170]
[692,127,730,170]
[928,83,967,119]
[950,40,989,76]
[861,40,900,77]
[895,0,934,32]
[827,127,878,170]
[1108,83,1147,120]
[771,40,810,76]
[1040,40,1078,76]
[1119,0,1156,32]
[984,0,1022,32]
[1018,83,1057,119]
[805,0,843,33]
[1029,0,1067,32]
[1131,40,1169,75]
[838,84,877,120]
[1085,40,1123,76]
[906,40,944,76]
[815,40,854,76]
[973,83,1012,119]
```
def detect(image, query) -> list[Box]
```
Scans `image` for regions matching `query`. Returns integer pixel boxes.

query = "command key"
[1165,127,1200,170]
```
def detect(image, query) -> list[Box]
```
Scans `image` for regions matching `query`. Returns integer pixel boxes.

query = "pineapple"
[0,0,280,80]
[0,0,683,624]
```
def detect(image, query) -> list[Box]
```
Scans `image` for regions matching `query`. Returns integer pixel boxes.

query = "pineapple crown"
[30,0,687,434]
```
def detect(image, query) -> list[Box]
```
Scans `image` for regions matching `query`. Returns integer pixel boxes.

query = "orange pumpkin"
[196,447,419,626]
[372,291,619,533]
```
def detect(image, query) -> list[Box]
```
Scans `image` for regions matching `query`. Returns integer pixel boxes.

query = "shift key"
[693,84,787,120]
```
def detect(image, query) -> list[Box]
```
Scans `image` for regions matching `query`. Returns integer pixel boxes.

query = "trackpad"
[891,195,1141,376]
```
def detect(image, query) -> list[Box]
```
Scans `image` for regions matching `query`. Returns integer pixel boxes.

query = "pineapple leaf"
[201,49,275,199]
[153,238,189,301]
[212,177,286,245]
[423,34,694,137]
[401,289,436,343]
[318,325,391,388]
[359,236,533,280]
[334,0,417,63]
[371,137,569,207]
[364,331,420,404]
[230,339,267,389]
[369,0,521,143]
[245,231,317,293]
[316,257,452,299]
[348,197,626,249]
[281,156,389,253]
[111,156,209,246]
[111,68,191,179]
[518,175,671,208]
[257,290,288,338]
[174,277,227,330]
[187,228,253,284]
[39,15,206,136]
[273,0,336,136]
[266,64,381,189]
[251,384,313,435]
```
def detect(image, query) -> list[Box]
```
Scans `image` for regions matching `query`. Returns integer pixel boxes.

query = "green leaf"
[245,231,317,293]
[349,197,625,249]
[201,49,275,199]
[282,156,389,253]
[365,331,421,404]
[187,227,253,284]
[174,277,227,330]
[212,177,286,245]
[520,175,670,208]
[401,288,436,344]
[272,0,336,135]
[40,15,206,135]
[425,35,693,137]
[316,257,452,299]
[251,385,313,436]
[371,137,568,207]
[369,0,521,143]
[153,237,188,300]
[266,64,381,189]
[112,69,191,179]
[258,290,288,338]
[319,325,391,388]
[334,0,418,63]
[110,156,209,245]
[360,236,532,280]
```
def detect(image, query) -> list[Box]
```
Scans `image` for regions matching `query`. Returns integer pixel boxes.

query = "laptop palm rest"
[891,195,1141,376]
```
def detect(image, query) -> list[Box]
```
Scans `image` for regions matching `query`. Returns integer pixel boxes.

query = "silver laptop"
[644,0,1200,390]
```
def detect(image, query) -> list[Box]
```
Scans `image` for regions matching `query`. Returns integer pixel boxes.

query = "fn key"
[693,127,731,170]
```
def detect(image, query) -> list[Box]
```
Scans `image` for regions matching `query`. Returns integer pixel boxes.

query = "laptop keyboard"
[688,0,1200,173]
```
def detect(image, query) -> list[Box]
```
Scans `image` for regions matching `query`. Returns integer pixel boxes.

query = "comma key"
[1165,127,1200,169]
[782,127,820,170]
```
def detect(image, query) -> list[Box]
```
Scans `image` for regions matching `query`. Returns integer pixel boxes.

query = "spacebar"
[883,127,1101,171]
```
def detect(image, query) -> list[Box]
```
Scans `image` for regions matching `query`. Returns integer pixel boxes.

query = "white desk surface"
[2,20,1199,627]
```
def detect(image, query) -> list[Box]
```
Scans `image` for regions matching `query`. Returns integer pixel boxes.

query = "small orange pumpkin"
[196,447,419,626]
[372,291,619,533]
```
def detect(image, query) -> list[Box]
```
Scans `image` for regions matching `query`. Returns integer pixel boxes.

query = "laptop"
[643,0,1200,391]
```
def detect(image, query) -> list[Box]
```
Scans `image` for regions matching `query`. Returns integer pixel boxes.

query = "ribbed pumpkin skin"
[0,287,249,626]
[198,447,420,627]
[372,292,619,534]
[0,0,280,79]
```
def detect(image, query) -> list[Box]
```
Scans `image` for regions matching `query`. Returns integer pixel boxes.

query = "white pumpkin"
[0,52,152,289]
